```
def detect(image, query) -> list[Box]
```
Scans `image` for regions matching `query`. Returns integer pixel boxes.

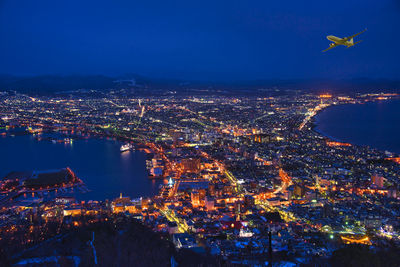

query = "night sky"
[0,0,399,81]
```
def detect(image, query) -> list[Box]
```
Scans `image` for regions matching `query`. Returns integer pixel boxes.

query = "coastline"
[310,102,354,143]
[310,98,400,155]
[0,133,157,201]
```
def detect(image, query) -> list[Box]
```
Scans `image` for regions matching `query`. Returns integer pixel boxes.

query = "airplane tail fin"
[349,38,354,44]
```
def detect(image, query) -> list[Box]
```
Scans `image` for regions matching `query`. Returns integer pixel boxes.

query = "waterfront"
[0,134,159,200]
[315,99,400,154]
[2,92,400,265]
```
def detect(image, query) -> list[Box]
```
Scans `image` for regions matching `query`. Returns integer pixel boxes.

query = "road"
[159,206,188,233]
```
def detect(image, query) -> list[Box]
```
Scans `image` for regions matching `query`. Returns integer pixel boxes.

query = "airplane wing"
[346,40,363,48]
[322,43,338,52]
[344,28,367,41]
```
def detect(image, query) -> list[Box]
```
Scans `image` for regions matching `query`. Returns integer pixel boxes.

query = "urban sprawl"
[1,90,400,265]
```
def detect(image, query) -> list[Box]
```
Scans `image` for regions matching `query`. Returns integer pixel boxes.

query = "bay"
[0,134,160,201]
[315,99,400,154]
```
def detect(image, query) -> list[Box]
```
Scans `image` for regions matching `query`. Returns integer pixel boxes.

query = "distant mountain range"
[0,74,399,94]
[0,74,187,94]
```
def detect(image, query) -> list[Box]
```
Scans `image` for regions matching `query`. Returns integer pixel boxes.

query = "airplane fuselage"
[327,35,353,47]
[323,29,365,52]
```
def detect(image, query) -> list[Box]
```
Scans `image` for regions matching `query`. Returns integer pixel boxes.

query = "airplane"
[322,29,367,52]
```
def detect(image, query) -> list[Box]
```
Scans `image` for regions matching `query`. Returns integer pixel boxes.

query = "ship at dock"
[120,143,134,152]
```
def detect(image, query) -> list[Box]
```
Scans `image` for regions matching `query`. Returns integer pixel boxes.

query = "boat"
[120,143,134,152]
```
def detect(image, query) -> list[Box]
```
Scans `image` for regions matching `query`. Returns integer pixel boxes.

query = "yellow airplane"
[323,29,367,52]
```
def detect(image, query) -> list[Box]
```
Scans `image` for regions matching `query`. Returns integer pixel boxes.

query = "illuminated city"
[1,0,400,266]
[1,90,400,266]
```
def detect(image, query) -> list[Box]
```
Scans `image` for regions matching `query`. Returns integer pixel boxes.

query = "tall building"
[191,190,200,207]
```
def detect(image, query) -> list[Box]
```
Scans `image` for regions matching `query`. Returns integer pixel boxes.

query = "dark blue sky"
[0,0,399,81]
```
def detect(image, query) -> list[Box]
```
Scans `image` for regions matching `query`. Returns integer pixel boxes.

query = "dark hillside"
[6,217,223,267]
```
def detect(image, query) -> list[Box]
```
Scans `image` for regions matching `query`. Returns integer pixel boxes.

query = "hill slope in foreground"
[3,217,220,267]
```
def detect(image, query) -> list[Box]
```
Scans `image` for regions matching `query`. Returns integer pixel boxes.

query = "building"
[172,233,197,249]
[111,194,142,214]
[181,158,201,173]
[372,174,384,188]
[244,195,255,208]
[63,206,82,217]
[253,133,271,143]
[205,196,215,211]
[150,167,163,177]
[293,184,305,198]
[191,190,200,207]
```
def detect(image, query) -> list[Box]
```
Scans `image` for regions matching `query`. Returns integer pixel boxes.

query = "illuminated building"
[254,134,271,143]
[63,207,82,217]
[205,196,215,211]
[191,190,200,207]
[293,184,305,198]
[111,194,142,214]
[208,184,216,196]
[234,201,244,215]
[372,174,384,188]
[239,228,253,238]
[173,233,198,249]
[181,158,201,173]
[198,189,206,203]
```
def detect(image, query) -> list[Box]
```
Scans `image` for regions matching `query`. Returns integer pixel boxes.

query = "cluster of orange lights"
[279,168,292,184]
[386,157,400,164]
[357,188,387,195]
[254,156,272,166]
[331,186,388,196]
[319,94,332,98]
[326,141,352,147]
[341,235,371,245]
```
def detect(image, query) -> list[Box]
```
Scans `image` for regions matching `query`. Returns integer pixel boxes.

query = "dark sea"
[315,99,400,154]
[0,134,161,201]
